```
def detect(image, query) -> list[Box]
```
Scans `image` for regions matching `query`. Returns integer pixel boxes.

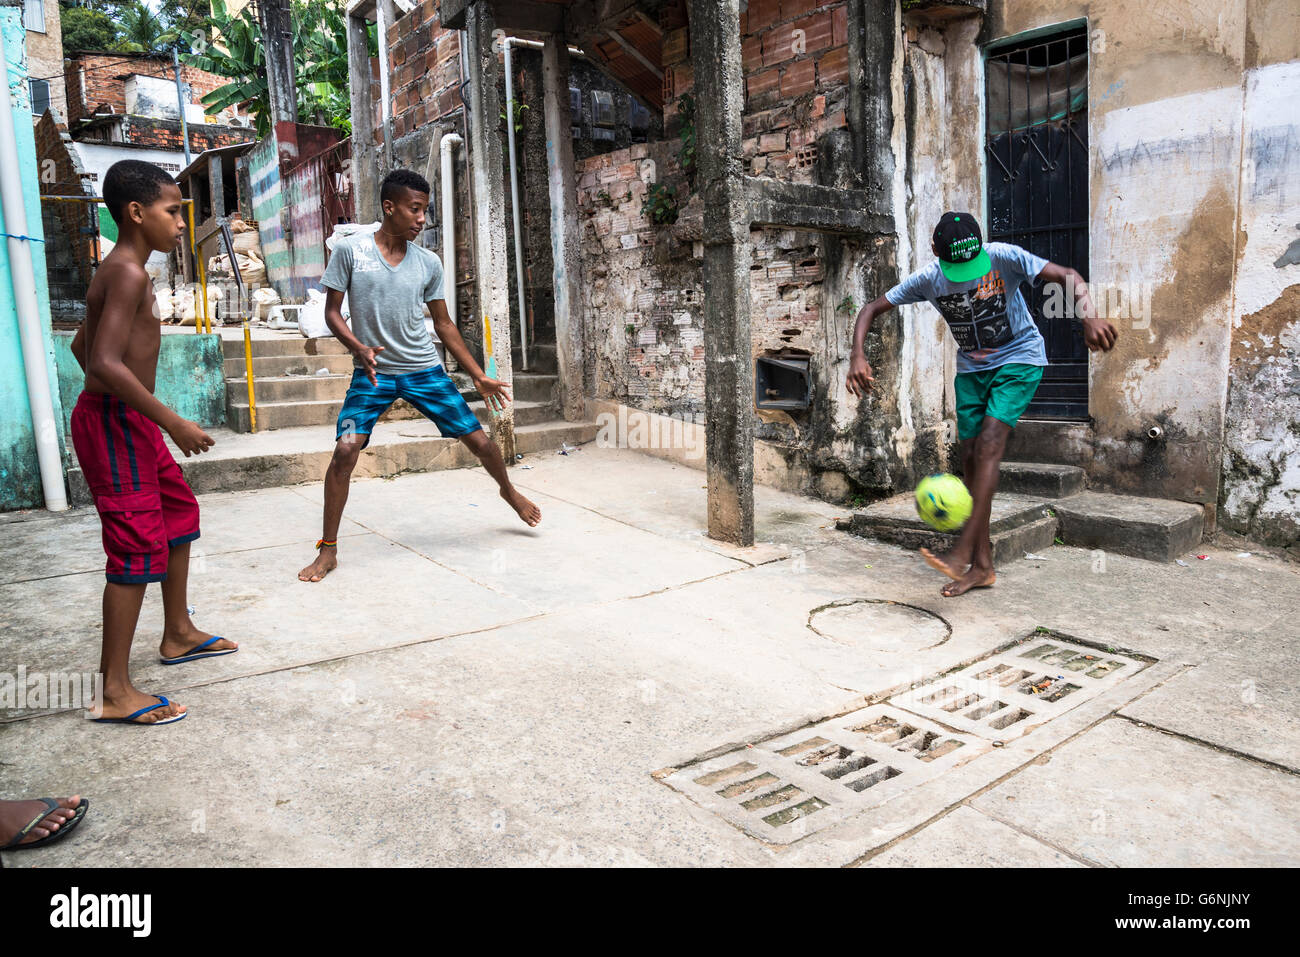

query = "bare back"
[82,251,160,395]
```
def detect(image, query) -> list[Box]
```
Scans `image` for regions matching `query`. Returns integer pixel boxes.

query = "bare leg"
[299,436,364,582]
[158,541,237,660]
[461,428,541,527]
[96,582,185,722]
[942,417,1010,597]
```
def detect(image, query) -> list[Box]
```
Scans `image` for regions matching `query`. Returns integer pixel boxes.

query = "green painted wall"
[53,333,228,441]
[0,4,66,510]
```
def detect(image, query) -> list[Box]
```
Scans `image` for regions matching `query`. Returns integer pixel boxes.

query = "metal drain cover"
[657,632,1152,846]
[807,600,950,652]
[659,705,986,844]
[888,636,1149,742]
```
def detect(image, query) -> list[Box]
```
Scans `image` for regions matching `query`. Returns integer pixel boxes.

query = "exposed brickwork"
[64,52,232,127]
[386,0,462,139]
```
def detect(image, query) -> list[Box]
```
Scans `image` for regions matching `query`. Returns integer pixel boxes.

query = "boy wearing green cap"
[846,211,1117,597]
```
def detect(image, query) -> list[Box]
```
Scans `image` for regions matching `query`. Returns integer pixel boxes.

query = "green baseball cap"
[934,211,992,282]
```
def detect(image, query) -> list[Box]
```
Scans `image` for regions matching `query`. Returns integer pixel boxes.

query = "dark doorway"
[985,27,1089,419]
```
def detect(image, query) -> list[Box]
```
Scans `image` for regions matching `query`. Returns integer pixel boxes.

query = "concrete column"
[541,37,586,422]
[464,1,516,462]
[257,0,299,131]
[346,6,381,222]
[690,0,754,545]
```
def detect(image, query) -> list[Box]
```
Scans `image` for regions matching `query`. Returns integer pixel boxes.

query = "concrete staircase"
[841,461,1206,564]
[66,334,597,504]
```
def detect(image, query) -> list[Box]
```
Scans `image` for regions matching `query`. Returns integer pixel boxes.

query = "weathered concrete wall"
[52,332,227,437]
[573,0,902,502]
[980,0,1298,545]
[1220,1,1300,549]
[1,2,64,510]
[25,0,66,122]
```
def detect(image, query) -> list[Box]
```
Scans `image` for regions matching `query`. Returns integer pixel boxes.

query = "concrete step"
[226,372,553,415]
[514,342,558,375]
[839,491,1058,566]
[67,418,602,503]
[1053,491,1205,562]
[223,353,356,378]
[998,461,1087,498]
[221,336,351,360]
[226,373,352,405]
[227,397,557,433]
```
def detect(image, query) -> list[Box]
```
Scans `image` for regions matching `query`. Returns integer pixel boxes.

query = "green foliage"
[676,92,696,173]
[641,182,679,226]
[61,6,120,51]
[836,295,857,315]
[184,0,366,136]
[500,99,530,133]
[112,1,179,53]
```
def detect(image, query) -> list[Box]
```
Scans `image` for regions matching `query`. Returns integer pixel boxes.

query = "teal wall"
[0,6,65,510]
[53,333,228,441]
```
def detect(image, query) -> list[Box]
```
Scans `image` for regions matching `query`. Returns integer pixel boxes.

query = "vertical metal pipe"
[440,133,464,328]
[0,38,68,511]
[503,38,530,370]
[173,48,191,167]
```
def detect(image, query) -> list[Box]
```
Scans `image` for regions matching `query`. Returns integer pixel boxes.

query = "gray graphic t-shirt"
[320,233,445,375]
[885,242,1049,375]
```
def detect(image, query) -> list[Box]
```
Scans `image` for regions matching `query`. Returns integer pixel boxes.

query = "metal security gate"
[985,28,1089,419]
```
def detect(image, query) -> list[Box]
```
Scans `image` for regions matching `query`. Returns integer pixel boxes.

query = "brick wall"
[386,0,462,139]
[121,116,255,154]
[64,52,233,127]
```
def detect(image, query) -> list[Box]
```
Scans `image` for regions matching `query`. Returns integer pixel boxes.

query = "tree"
[60,6,121,52]
[113,1,180,53]
[185,0,375,136]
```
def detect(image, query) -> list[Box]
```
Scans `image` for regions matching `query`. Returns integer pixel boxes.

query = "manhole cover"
[888,635,1150,742]
[807,600,950,652]
[658,705,986,844]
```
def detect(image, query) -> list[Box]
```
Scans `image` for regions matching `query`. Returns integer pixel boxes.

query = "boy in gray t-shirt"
[299,169,542,584]
[846,211,1117,598]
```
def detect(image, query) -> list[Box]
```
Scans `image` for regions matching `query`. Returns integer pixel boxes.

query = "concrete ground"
[2,446,1298,867]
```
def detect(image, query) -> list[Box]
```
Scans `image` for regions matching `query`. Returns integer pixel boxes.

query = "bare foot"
[0,796,82,847]
[501,487,541,527]
[941,565,996,598]
[93,687,186,723]
[299,545,338,582]
[159,627,237,662]
[920,547,968,580]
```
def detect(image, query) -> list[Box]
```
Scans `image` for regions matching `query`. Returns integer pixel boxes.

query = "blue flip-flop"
[160,635,237,666]
[91,695,186,725]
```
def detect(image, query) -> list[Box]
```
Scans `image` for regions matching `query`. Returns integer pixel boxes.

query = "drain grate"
[658,706,986,844]
[887,636,1147,741]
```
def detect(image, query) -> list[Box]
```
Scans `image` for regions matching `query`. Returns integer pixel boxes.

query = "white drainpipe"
[502,37,584,372]
[0,38,68,512]
[440,132,463,325]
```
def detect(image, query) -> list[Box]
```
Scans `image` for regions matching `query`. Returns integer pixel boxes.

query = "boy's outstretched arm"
[429,299,512,413]
[847,294,894,397]
[1038,262,1118,351]
[87,265,213,456]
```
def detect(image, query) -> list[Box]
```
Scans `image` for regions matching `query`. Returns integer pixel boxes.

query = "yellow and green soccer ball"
[915,473,972,532]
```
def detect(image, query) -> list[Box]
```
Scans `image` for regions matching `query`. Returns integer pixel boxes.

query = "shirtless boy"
[70,160,237,725]
[298,169,541,583]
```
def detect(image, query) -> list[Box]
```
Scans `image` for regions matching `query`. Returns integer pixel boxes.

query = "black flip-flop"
[3,797,89,852]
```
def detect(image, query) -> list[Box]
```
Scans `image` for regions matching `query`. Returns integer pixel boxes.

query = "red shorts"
[70,392,201,584]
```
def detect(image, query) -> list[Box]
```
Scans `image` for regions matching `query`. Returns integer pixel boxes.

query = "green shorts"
[954,363,1044,441]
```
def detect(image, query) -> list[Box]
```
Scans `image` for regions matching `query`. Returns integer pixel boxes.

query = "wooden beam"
[605,27,663,79]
